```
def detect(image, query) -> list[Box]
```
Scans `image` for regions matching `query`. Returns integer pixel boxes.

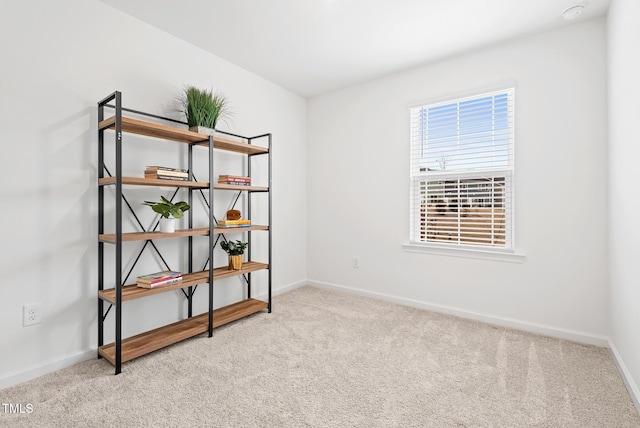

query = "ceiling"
[98,0,610,98]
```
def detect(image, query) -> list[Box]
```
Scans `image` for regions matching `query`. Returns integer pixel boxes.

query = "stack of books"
[145,166,188,181]
[136,270,182,289]
[217,219,251,228]
[218,175,250,186]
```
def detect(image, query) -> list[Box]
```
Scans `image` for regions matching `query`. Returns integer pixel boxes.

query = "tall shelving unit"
[97,91,271,374]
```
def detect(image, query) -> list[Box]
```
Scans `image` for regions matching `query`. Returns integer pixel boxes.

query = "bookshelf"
[97,91,271,374]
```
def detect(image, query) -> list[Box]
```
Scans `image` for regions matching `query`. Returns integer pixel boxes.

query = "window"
[409,88,514,250]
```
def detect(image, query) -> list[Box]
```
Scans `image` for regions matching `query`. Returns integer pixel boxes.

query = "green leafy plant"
[221,240,248,256]
[179,86,231,129]
[142,196,190,219]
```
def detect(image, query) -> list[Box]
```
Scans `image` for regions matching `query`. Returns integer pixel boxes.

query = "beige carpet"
[1,285,639,427]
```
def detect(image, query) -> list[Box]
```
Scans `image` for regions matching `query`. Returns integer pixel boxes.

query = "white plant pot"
[159,217,176,233]
[189,125,215,136]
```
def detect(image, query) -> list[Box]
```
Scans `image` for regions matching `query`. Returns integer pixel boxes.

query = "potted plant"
[143,196,190,233]
[178,85,231,135]
[221,240,248,270]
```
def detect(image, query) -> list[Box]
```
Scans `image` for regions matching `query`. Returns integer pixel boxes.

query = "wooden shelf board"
[214,225,269,234]
[98,298,268,365]
[211,261,269,280]
[99,271,207,304]
[99,226,268,244]
[98,262,269,304]
[195,139,268,155]
[98,314,206,365]
[99,116,205,143]
[98,176,268,192]
[99,227,210,243]
[214,182,269,192]
[99,116,268,154]
[211,298,268,328]
[99,176,209,189]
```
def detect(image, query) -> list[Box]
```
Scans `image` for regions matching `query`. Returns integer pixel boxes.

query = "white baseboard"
[254,279,307,301]
[273,279,308,296]
[0,348,95,391]
[608,339,640,412]
[307,279,610,347]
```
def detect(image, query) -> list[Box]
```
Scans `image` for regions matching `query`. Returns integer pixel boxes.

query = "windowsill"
[402,242,526,263]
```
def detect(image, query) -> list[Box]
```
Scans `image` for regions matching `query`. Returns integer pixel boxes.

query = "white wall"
[0,0,623,393]
[0,0,307,387]
[608,0,640,402]
[307,18,609,340]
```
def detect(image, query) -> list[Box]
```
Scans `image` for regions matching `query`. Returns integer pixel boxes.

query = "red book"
[137,276,183,289]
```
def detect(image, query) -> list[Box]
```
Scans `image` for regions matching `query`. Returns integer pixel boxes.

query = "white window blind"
[409,88,514,249]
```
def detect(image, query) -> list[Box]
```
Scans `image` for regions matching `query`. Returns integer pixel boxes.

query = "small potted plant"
[178,85,231,135]
[143,196,190,233]
[221,240,248,270]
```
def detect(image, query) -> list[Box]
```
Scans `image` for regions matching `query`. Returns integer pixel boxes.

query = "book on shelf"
[137,276,183,289]
[145,170,188,178]
[144,171,187,176]
[146,166,188,174]
[216,224,251,228]
[218,174,249,180]
[217,219,251,226]
[144,174,189,181]
[137,270,182,284]
[144,167,189,179]
[218,175,251,185]
[218,181,251,186]
[218,178,250,182]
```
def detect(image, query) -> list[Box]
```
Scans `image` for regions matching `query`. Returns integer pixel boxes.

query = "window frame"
[406,86,521,259]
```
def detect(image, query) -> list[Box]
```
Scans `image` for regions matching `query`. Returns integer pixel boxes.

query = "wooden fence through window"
[420,204,506,246]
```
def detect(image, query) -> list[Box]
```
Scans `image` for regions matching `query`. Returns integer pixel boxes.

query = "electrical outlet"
[23,303,42,327]
[352,256,360,268]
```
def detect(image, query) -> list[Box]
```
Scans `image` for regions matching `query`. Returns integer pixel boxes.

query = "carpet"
[1,285,638,427]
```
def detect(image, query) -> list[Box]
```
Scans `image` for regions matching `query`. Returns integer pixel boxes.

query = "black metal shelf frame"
[97,91,272,374]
